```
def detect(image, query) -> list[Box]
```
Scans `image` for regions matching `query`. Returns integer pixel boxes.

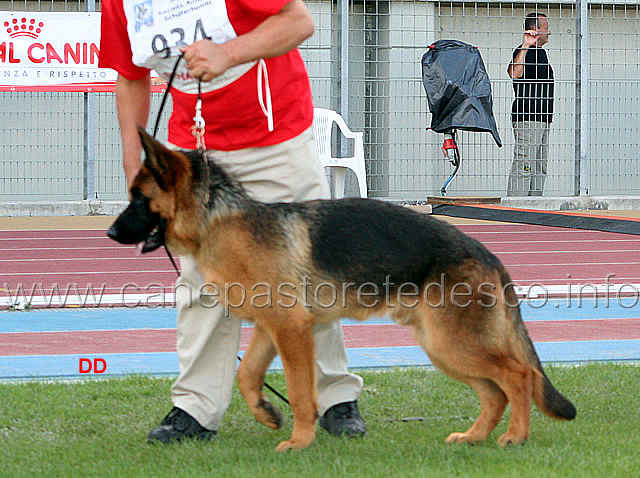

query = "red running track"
[3,224,640,296]
[3,319,640,356]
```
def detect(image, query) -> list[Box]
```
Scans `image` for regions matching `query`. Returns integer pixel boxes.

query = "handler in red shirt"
[100,0,365,443]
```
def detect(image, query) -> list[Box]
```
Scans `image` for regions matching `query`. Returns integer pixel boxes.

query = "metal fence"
[1,0,640,201]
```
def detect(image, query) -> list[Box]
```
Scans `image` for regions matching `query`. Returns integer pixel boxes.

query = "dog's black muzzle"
[107,193,166,254]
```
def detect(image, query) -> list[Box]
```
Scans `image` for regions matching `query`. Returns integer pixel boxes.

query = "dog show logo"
[134,0,155,32]
[4,17,44,39]
[0,12,116,86]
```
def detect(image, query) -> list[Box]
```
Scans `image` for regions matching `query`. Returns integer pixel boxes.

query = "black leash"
[152,52,185,294]
[152,54,290,407]
[153,53,184,138]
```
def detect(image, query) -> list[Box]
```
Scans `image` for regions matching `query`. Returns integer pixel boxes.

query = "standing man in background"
[99,0,366,444]
[507,12,554,196]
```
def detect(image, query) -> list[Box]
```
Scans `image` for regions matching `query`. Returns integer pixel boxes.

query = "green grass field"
[1,363,638,477]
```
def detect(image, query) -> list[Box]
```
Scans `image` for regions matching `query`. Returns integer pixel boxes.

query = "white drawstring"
[257,59,274,132]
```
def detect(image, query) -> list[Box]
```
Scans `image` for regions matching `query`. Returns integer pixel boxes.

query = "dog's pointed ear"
[137,126,173,191]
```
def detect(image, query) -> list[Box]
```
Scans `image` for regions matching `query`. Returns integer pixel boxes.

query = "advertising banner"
[0,11,117,91]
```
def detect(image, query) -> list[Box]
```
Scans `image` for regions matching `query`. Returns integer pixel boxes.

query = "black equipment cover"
[421,40,502,147]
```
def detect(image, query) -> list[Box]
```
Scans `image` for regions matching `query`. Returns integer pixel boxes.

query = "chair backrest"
[312,108,341,160]
[312,108,368,198]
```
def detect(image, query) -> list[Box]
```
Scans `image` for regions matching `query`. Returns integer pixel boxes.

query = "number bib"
[123,0,256,93]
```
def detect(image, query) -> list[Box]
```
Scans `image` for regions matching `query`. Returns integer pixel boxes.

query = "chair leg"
[331,167,347,199]
[352,162,368,198]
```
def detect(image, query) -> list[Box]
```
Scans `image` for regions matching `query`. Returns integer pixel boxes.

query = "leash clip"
[191,98,206,150]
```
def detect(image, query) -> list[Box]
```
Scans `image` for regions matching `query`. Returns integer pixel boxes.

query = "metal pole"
[83,0,97,200]
[575,0,589,195]
[334,0,350,196]
[339,0,349,125]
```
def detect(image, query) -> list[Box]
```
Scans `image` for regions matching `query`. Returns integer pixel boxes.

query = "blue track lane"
[1,340,640,380]
[1,299,639,380]
[1,298,639,333]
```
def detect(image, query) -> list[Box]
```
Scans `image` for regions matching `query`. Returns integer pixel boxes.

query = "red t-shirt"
[99,0,314,150]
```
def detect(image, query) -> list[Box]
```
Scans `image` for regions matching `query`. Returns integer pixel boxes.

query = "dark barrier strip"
[432,204,640,236]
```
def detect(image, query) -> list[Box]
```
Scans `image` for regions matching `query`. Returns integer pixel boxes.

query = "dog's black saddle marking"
[307,198,501,287]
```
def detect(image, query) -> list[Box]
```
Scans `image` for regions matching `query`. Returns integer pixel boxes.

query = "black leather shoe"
[147,407,217,444]
[318,401,367,437]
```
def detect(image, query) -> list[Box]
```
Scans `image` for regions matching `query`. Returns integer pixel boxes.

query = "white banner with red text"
[0,11,164,92]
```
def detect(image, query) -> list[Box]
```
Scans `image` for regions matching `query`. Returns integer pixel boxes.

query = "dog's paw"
[497,432,527,447]
[255,398,283,429]
[445,432,482,445]
[275,440,295,452]
[275,438,312,452]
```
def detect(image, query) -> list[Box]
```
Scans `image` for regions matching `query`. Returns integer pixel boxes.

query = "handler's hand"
[523,30,537,47]
[180,40,232,82]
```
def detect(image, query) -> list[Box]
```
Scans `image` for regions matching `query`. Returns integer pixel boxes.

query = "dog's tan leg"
[445,378,508,444]
[412,309,525,446]
[237,323,282,430]
[494,361,534,446]
[436,356,532,446]
[266,309,317,453]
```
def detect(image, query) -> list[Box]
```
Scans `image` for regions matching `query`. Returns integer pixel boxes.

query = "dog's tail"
[501,268,577,421]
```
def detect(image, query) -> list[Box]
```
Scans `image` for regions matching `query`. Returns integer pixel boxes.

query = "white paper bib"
[123,0,256,94]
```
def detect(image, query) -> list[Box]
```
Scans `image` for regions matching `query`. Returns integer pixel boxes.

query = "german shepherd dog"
[108,127,576,452]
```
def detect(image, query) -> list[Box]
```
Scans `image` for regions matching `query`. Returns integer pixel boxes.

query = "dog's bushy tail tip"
[532,371,577,421]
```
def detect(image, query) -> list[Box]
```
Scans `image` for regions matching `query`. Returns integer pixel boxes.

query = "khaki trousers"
[170,126,363,430]
[507,121,550,197]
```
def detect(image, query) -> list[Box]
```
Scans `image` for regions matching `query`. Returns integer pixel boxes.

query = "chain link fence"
[1,0,639,201]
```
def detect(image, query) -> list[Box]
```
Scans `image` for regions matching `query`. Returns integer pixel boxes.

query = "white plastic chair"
[313,108,368,198]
